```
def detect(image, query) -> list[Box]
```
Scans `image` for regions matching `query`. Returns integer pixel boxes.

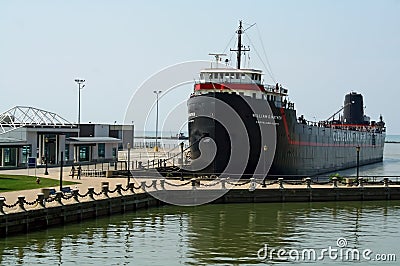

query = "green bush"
[329,173,344,182]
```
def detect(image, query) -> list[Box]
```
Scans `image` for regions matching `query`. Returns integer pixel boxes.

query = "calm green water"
[0,201,399,265]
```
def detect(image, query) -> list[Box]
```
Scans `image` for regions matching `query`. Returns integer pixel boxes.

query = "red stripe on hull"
[195,83,265,92]
[279,108,378,148]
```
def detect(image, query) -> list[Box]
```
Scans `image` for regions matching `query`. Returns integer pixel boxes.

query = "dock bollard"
[249,178,256,192]
[278,178,284,189]
[332,177,338,188]
[56,191,63,205]
[221,178,226,190]
[160,180,165,190]
[191,178,199,190]
[128,183,136,193]
[72,189,80,202]
[140,181,147,191]
[305,177,312,189]
[18,196,26,211]
[116,184,123,195]
[383,177,389,187]
[0,197,5,214]
[88,187,95,201]
[358,177,364,188]
[151,180,157,190]
[37,193,45,208]
[102,185,109,198]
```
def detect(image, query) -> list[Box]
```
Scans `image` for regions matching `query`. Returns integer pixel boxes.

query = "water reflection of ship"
[183,202,392,264]
[0,202,396,264]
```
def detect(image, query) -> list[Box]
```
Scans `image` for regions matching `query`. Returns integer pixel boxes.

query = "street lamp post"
[44,137,49,175]
[74,79,86,137]
[153,90,162,152]
[59,151,64,191]
[356,145,360,183]
[127,142,131,186]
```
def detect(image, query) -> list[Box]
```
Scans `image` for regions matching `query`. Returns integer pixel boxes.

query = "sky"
[1,0,400,134]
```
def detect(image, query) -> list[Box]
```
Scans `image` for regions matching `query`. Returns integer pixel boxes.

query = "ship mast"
[230,20,250,69]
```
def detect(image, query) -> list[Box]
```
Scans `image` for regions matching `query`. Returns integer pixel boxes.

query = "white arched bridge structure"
[0,106,75,135]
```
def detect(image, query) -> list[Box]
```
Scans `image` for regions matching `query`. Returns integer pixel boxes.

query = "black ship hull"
[187,93,385,178]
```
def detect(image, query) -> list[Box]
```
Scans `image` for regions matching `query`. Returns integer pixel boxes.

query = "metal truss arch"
[0,106,75,135]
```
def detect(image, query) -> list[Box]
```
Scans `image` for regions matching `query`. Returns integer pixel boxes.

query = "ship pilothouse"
[194,68,290,109]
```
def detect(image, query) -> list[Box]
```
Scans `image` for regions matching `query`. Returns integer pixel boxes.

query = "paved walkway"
[0,166,128,204]
[1,167,397,211]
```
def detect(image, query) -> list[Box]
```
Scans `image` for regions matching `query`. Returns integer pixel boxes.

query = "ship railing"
[301,121,385,133]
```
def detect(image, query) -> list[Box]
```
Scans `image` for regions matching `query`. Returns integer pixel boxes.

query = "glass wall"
[21,145,31,164]
[112,147,117,160]
[65,144,69,161]
[98,143,105,158]
[79,146,90,162]
[3,147,17,166]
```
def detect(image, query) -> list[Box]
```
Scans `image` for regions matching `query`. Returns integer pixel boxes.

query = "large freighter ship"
[187,21,386,178]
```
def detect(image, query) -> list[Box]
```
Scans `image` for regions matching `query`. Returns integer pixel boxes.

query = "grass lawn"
[0,174,78,192]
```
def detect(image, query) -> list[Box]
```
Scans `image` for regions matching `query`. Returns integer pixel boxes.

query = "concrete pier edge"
[1,183,400,237]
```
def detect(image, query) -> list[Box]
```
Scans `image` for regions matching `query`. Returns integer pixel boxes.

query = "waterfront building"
[0,106,133,168]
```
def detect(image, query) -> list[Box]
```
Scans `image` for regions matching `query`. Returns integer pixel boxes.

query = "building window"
[65,144,69,161]
[3,148,17,166]
[214,73,218,79]
[112,147,117,159]
[22,145,31,164]
[79,146,90,162]
[98,143,105,158]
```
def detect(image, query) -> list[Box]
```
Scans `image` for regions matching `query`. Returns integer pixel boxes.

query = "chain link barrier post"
[0,197,5,214]
[72,189,80,202]
[37,193,45,208]
[384,177,389,187]
[18,196,26,211]
[278,178,284,189]
[88,187,95,201]
[305,177,311,189]
[358,177,364,188]
[332,177,338,188]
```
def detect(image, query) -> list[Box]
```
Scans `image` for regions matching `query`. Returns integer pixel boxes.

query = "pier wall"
[215,187,400,204]
[0,191,162,237]
[1,180,400,237]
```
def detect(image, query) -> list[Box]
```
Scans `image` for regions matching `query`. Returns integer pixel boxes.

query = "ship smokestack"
[343,92,365,125]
